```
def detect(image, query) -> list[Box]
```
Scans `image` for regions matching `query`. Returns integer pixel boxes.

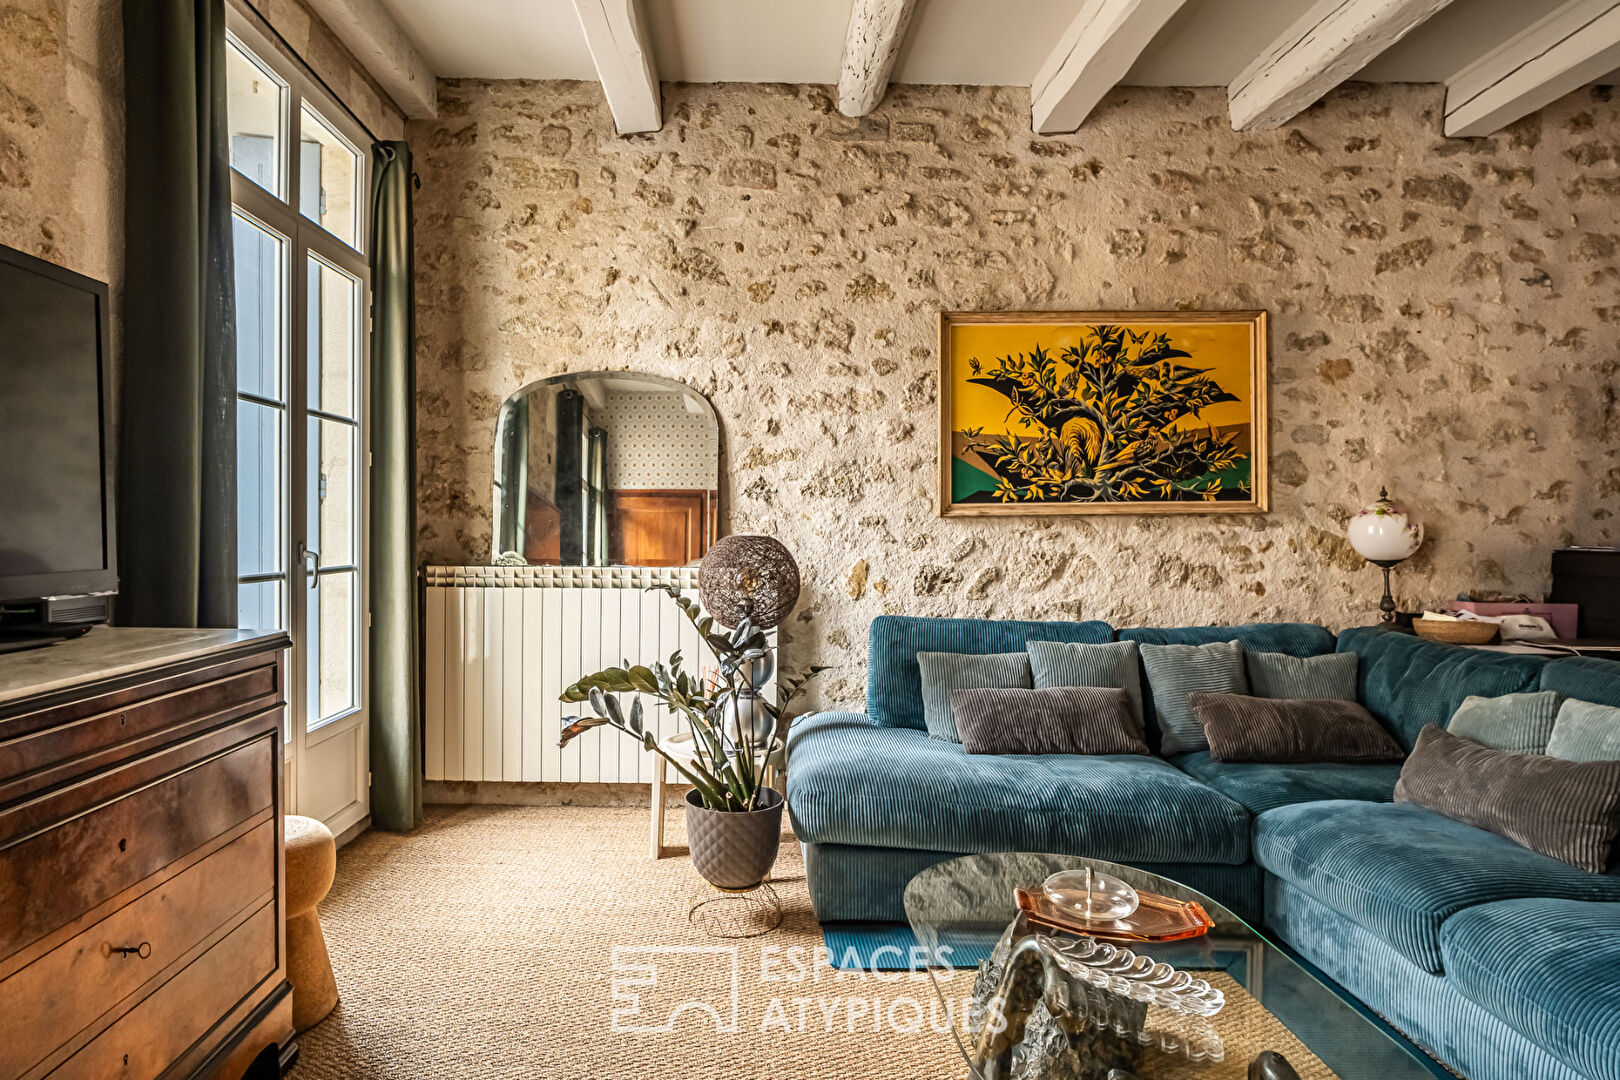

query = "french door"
[227,13,370,838]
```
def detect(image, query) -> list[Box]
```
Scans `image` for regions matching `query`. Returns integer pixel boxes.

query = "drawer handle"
[103,941,151,960]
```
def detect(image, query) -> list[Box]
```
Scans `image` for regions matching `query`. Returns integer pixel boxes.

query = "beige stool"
[284,815,339,1031]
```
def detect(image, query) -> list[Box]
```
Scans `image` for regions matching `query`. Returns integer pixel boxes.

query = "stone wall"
[0,0,123,319]
[410,80,1620,708]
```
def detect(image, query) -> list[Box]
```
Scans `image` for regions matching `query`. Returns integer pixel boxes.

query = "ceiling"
[377,0,1593,88]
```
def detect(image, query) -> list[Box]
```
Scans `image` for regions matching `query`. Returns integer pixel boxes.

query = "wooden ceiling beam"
[300,0,437,119]
[1228,0,1460,131]
[1030,0,1193,135]
[571,0,662,135]
[837,0,922,118]
[1445,0,1620,137]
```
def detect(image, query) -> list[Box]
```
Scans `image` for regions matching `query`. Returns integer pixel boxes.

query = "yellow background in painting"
[949,320,1255,436]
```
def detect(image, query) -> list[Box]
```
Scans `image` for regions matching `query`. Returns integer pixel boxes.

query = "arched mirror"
[493,373,720,567]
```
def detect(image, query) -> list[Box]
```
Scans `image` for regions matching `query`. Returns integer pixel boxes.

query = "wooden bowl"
[1413,619,1500,645]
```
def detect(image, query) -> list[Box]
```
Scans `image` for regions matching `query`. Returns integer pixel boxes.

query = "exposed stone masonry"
[410,80,1620,709]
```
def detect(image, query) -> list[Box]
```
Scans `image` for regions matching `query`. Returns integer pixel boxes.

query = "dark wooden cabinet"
[0,629,296,1080]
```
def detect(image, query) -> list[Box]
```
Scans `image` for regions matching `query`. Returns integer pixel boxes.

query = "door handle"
[299,543,321,589]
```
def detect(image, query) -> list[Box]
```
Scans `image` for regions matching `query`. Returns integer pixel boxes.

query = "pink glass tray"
[1014,886,1215,943]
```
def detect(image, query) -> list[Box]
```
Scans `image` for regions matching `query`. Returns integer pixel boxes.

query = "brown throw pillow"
[948,686,1148,757]
[1189,692,1405,763]
[1395,725,1620,873]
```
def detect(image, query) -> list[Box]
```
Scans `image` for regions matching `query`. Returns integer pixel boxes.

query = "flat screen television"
[0,242,117,636]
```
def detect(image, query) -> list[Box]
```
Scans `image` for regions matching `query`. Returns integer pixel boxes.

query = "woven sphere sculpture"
[699,535,801,630]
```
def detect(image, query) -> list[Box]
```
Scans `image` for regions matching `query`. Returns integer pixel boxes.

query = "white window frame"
[227,7,372,834]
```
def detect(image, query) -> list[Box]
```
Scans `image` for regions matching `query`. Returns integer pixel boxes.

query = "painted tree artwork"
[940,312,1268,516]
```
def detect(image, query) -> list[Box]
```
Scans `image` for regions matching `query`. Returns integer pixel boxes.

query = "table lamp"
[1347,487,1424,622]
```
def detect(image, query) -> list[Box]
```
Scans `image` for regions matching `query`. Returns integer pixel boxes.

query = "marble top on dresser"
[0,627,288,706]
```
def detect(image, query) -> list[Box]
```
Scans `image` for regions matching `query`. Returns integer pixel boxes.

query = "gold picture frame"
[938,310,1268,517]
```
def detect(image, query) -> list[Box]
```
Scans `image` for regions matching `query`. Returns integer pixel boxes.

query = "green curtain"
[368,142,422,831]
[118,0,237,628]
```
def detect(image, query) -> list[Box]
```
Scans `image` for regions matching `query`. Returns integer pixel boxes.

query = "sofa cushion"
[1447,690,1562,753]
[1395,724,1620,873]
[1190,693,1404,763]
[917,650,1031,741]
[1441,898,1620,1080]
[1139,640,1248,754]
[1245,649,1358,701]
[1121,623,1336,748]
[1547,698,1620,762]
[1539,655,1620,709]
[1027,639,1144,728]
[950,686,1148,757]
[786,711,1251,864]
[1173,753,1402,813]
[1253,800,1620,973]
[1336,626,1549,749]
[867,616,1113,731]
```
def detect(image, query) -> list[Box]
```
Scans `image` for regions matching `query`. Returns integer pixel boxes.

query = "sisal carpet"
[291,805,1338,1080]
[290,805,963,1079]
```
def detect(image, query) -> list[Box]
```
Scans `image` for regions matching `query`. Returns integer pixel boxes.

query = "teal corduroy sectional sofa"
[784,616,1620,1080]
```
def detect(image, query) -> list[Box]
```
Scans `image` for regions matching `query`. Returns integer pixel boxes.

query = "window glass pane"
[313,418,356,567]
[237,400,282,577]
[232,213,282,400]
[300,105,359,247]
[316,570,356,721]
[307,256,357,418]
[227,41,282,197]
[238,579,283,632]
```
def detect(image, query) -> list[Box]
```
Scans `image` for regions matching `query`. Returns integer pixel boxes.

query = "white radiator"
[423,566,716,784]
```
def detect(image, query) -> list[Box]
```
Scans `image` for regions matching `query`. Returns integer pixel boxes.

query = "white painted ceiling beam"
[1444,0,1620,137]
[837,0,922,118]
[1030,0,1194,135]
[1228,0,1460,131]
[301,0,438,119]
[570,0,662,135]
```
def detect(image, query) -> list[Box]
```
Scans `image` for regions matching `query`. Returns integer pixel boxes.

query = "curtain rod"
[234,0,386,147]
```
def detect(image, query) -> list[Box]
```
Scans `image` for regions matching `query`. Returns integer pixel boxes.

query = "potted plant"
[559,585,824,889]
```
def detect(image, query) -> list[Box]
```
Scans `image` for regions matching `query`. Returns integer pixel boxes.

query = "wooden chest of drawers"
[0,629,296,1080]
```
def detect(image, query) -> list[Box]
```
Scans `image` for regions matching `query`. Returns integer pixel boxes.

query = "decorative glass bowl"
[1043,867,1140,923]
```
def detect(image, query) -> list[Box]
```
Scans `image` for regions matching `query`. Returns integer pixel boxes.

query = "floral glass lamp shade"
[1347,487,1424,622]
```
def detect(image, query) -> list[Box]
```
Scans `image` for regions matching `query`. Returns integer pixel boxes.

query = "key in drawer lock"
[102,941,151,960]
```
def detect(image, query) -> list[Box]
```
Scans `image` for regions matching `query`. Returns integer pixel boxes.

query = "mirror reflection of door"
[493,374,720,567]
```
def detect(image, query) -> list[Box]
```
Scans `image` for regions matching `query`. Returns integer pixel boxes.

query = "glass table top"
[904,853,1447,1080]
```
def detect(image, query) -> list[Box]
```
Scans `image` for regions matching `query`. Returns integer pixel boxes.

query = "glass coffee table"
[904,853,1447,1080]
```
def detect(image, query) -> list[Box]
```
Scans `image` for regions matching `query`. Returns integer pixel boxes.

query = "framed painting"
[938,310,1268,516]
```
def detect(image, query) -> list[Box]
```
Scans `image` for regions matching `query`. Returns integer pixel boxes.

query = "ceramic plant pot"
[684,786,784,890]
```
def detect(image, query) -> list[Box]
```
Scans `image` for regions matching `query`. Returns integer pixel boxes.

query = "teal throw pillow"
[1448,691,1563,754]
[917,651,1032,742]
[1140,640,1247,755]
[1547,698,1620,763]
[1027,640,1144,728]
[1245,650,1357,702]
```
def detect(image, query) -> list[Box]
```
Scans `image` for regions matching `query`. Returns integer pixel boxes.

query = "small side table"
[650,729,786,859]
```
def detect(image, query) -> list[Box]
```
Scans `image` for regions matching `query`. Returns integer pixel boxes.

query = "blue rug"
[820,923,991,971]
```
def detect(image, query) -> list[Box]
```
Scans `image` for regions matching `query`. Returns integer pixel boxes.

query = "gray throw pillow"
[1139,640,1248,755]
[1395,725,1620,873]
[1547,699,1620,763]
[1245,650,1358,702]
[1190,692,1404,763]
[1027,640,1144,728]
[1448,691,1563,754]
[949,686,1148,757]
[917,650,1032,742]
